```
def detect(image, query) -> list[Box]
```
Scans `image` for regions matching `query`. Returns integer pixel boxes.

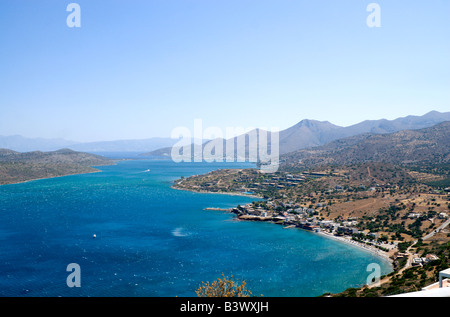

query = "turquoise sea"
[0,159,392,297]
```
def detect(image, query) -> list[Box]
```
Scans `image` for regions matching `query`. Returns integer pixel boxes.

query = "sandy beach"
[316,230,394,266]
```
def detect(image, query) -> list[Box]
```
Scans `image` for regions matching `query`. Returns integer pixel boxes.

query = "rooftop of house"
[389,269,450,297]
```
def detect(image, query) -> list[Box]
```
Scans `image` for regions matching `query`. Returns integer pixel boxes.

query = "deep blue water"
[0,160,392,297]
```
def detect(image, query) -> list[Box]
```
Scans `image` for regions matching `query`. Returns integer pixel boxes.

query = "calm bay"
[0,159,392,297]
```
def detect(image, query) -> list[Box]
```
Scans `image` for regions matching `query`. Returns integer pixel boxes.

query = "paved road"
[423,218,450,240]
[366,217,450,290]
[366,239,418,289]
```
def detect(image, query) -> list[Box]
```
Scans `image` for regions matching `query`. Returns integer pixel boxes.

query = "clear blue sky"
[0,0,449,142]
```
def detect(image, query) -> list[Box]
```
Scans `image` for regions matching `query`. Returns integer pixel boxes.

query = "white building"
[389,268,450,297]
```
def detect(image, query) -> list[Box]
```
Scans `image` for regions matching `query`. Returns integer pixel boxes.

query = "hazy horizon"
[0,109,448,144]
[1,1,449,143]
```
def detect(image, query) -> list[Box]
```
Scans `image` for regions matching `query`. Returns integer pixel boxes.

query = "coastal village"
[174,162,450,296]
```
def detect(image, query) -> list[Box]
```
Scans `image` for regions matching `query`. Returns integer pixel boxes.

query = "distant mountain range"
[1,111,448,184]
[69,138,180,153]
[0,135,76,153]
[141,110,450,158]
[0,136,180,153]
[277,110,450,155]
[280,121,450,170]
[2,110,449,157]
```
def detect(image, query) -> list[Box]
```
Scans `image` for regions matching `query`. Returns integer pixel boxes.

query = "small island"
[0,148,114,185]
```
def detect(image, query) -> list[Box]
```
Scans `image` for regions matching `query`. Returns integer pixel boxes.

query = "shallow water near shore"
[0,159,392,297]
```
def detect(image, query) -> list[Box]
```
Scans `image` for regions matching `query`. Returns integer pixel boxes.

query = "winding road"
[367,216,450,289]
